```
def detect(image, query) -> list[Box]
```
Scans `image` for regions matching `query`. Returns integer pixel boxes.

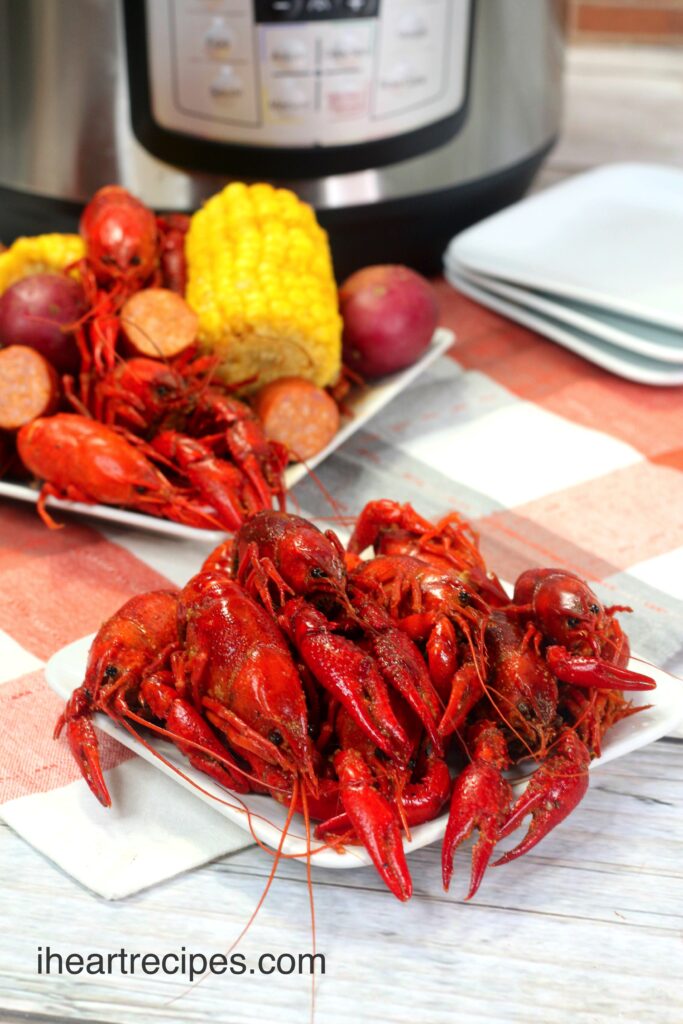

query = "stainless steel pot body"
[0,0,564,271]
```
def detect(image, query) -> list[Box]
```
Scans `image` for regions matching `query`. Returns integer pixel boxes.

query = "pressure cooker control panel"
[142,0,472,149]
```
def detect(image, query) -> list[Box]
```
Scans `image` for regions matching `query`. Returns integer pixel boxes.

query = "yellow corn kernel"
[0,234,85,295]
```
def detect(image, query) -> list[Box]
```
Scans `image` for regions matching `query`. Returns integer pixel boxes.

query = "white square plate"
[445,164,683,331]
[446,267,683,387]
[45,632,683,870]
[451,260,683,365]
[0,328,454,542]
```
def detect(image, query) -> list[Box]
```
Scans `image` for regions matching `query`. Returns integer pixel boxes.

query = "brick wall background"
[568,0,683,43]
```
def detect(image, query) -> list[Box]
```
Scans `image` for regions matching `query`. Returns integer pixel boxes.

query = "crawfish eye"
[269,729,283,746]
[458,590,470,607]
[567,617,581,629]
[309,567,326,579]
[104,665,119,679]
[130,255,141,267]
[589,603,600,615]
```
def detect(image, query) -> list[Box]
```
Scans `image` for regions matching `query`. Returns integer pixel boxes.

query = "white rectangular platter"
[45,633,683,870]
[0,328,454,542]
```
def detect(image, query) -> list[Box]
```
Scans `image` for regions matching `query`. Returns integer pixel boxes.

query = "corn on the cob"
[185,182,341,393]
[0,234,85,295]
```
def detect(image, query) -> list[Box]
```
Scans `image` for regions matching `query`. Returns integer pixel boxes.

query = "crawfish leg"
[439,663,484,738]
[37,481,96,529]
[237,541,294,615]
[426,616,459,703]
[138,674,249,794]
[202,699,296,778]
[224,421,274,510]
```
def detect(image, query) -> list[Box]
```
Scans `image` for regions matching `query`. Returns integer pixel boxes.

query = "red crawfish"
[79,186,158,291]
[174,571,317,794]
[188,390,289,513]
[315,706,451,901]
[17,413,221,530]
[438,569,654,896]
[67,354,288,527]
[352,551,656,897]
[348,499,510,606]
[204,509,349,610]
[84,354,210,433]
[350,552,489,734]
[509,568,655,691]
[206,511,443,758]
[55,590,247,807]
[76,186,160,379]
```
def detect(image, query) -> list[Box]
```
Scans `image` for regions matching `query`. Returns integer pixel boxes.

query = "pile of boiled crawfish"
[57,500,656,901]
[16,187,287,530]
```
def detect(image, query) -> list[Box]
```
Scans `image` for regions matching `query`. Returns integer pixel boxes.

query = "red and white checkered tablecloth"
[1,282,681,896]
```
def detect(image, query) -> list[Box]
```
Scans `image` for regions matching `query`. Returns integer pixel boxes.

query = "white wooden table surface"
[2,45,683,1024]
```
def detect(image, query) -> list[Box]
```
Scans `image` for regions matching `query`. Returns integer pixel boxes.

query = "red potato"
[0,345,60,430]
[120,287,198,359]
[253,376,340,462]
[339,265,439,379]
[0,272,87,374]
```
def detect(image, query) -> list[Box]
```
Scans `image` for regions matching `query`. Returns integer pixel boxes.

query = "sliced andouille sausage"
[0,345,60,430]
[120,287,198,359]
[252,376,340,462]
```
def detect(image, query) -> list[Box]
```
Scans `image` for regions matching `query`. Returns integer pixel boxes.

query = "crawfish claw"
[60,712,111,808]
[442,760,512,899]
[546,645,656,691]
[494,731,590,866]
[335,749,412,902]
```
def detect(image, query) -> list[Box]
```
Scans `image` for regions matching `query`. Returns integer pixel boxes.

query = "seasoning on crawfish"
[53,504,656,902]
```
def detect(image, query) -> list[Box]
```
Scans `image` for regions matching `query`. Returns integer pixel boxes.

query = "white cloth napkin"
[0,518,252,899]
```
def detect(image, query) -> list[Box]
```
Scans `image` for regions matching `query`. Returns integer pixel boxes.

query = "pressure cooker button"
[204,18,234,53]
[269,81,309,112]
[271,38,307,62]
[259,0,304,20]
[397,13,427,39]
[381,62,426,90]
[329,31,364,59]
[382,62,410,88]
[304,0,335,14]
[209,66,243,98]
[341,0,377,14]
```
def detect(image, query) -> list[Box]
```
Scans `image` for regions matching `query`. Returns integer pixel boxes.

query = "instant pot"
[0,0,564,274]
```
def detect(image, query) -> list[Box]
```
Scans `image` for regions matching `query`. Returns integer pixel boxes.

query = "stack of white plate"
[443,163,683,386]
